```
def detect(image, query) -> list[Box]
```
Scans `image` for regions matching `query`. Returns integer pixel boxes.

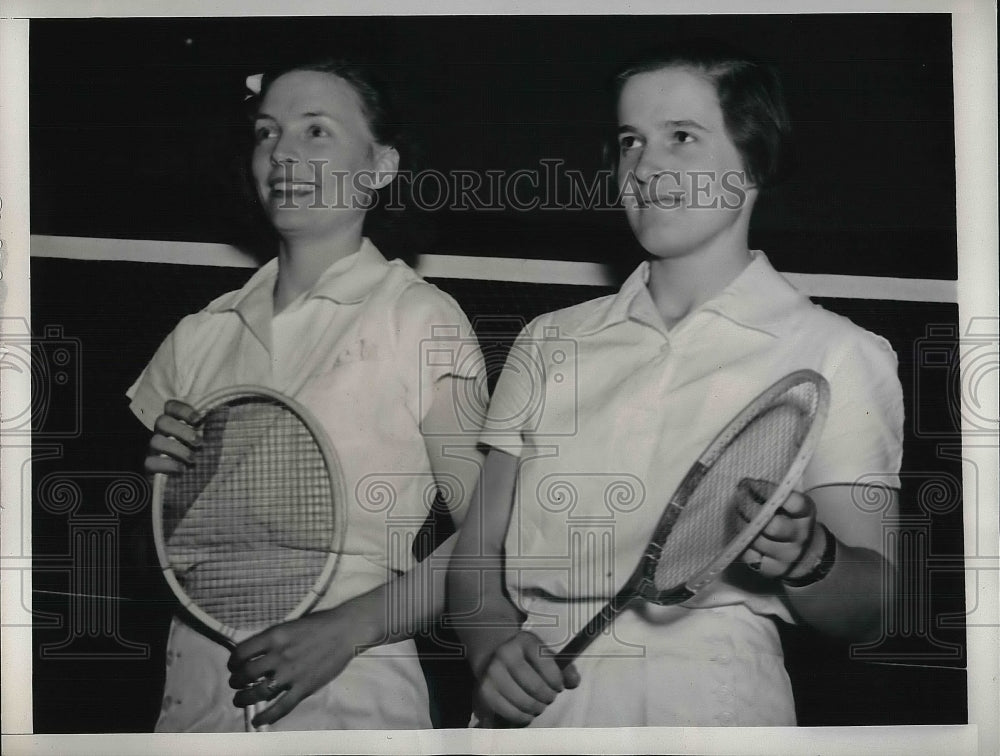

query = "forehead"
[617,66,723,128]
[259,70,368,125]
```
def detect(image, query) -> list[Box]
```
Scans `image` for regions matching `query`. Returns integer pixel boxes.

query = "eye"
[673,130,696,144]
[618,133,643,153]
[253,124,277,143]
[307,123,330,138]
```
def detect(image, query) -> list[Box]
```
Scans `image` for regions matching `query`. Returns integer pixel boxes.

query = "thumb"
[561,663,581,689]
[778,490,814,519]
[735,477,776,521]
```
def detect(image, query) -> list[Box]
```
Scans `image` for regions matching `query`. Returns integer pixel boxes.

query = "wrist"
[782,524,837,588]
[340,590,390,653]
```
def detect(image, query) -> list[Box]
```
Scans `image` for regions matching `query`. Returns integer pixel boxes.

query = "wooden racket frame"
[554,369,830,667]
[150,385,348,729]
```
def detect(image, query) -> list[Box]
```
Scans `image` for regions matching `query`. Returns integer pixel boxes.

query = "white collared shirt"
[481,251,904,646]
[129,239,484,609]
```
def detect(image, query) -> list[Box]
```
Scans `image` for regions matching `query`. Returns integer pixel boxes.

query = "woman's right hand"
[143,400,201,475]
[476,630,580,726]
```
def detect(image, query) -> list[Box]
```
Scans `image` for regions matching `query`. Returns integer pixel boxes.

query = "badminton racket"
[553,368,830,668]
[151,385,347,731]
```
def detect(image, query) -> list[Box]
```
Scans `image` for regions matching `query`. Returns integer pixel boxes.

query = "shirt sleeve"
[391,282,486,427]
[125,327,183,431]
[478,320,545,458]
[804,330,905,491]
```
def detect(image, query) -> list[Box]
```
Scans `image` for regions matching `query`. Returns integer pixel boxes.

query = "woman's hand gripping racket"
[151,386,347,731]
[553,369,830,668]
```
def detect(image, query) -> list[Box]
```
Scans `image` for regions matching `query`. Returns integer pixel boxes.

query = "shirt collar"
[574,250,806,338]
[206,237,390,347]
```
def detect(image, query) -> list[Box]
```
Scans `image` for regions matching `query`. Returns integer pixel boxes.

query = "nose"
[269,132,300,167]
[632,144,663,185]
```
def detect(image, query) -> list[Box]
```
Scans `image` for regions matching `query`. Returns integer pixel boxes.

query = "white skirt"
[155,617,432,732]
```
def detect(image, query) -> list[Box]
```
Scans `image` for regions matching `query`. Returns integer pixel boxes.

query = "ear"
[369,145,400,190]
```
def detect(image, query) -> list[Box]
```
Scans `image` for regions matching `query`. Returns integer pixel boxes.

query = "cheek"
[251,150,270,184]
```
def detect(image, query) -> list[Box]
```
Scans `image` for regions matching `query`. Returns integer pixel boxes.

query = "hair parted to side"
[251,59,405,159]
[611,39,793,189]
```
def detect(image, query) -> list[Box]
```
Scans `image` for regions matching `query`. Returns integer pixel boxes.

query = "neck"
[273,221,365,312]
[646,230,753,330]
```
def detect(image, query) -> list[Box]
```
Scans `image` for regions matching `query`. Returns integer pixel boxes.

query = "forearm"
[783,528,896,641]
[447,548,524,677]
[445,447,523,676]
[333,535,459,652]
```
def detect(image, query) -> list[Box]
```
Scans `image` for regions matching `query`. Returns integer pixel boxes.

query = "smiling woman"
[449,39,907,728]
[251,67,399,267]
[128,60,487,732]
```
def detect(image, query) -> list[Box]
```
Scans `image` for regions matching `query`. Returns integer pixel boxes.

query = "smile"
[268,181,317,193]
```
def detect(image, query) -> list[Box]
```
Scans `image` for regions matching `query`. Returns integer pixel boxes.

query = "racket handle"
[554,591,634,669]
[244,703,271,733]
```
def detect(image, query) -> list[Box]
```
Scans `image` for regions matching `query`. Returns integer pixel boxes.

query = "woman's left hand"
[736,478,825,581]
[227,604,375,727]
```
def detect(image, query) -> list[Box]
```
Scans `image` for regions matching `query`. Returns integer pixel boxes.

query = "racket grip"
[554,591,635,669]
[490,594,633,728]
[244,703,271,733]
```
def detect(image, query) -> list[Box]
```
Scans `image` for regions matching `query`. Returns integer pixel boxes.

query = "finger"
[233,676,285,708]
[734,478,775,521]
[753,552,789,580]
[143,454,186,476]
[497,640,560,702]
[479,678,536,726]
[163,400,199,424]
[148,433,196,465]
[520,640,566,694]
[757,514,800,543]
[153,413,202,446]
[229,634,272,672]
[227,654,275,690]
[777,490,814,519]
[748,534,809,575]
[741,546,764,572]
[561,663,581,689]
[488,661,551,714]
[740,478,776,503]
[252,690,300,728]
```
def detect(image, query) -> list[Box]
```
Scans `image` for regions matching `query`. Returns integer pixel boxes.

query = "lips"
[268,180,317,192]
[631,192,686,209]
[265,180,319,204]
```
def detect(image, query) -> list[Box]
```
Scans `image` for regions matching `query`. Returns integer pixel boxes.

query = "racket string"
[650,383,820,592]
[162,398,338,630]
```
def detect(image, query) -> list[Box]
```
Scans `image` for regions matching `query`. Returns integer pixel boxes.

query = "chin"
[634,226,695,259]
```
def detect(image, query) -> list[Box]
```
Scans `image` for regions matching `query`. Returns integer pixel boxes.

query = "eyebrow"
[618,119,710,133]
[254,110,341,122]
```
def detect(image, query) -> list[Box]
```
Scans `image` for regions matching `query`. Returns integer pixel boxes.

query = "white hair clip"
[245,73,263,100]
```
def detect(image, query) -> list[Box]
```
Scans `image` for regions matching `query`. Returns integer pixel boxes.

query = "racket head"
[151,386,347,642]
[640,369,830,603]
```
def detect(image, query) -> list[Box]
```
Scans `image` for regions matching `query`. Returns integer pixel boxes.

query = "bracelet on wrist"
[782,524,837,588]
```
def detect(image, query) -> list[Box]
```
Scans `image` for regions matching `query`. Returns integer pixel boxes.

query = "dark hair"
[252,59,407,166]
[612,39,792,188]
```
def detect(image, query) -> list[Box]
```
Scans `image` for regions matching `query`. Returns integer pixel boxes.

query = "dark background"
[27,14,967,732]
[31,14,956,276]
